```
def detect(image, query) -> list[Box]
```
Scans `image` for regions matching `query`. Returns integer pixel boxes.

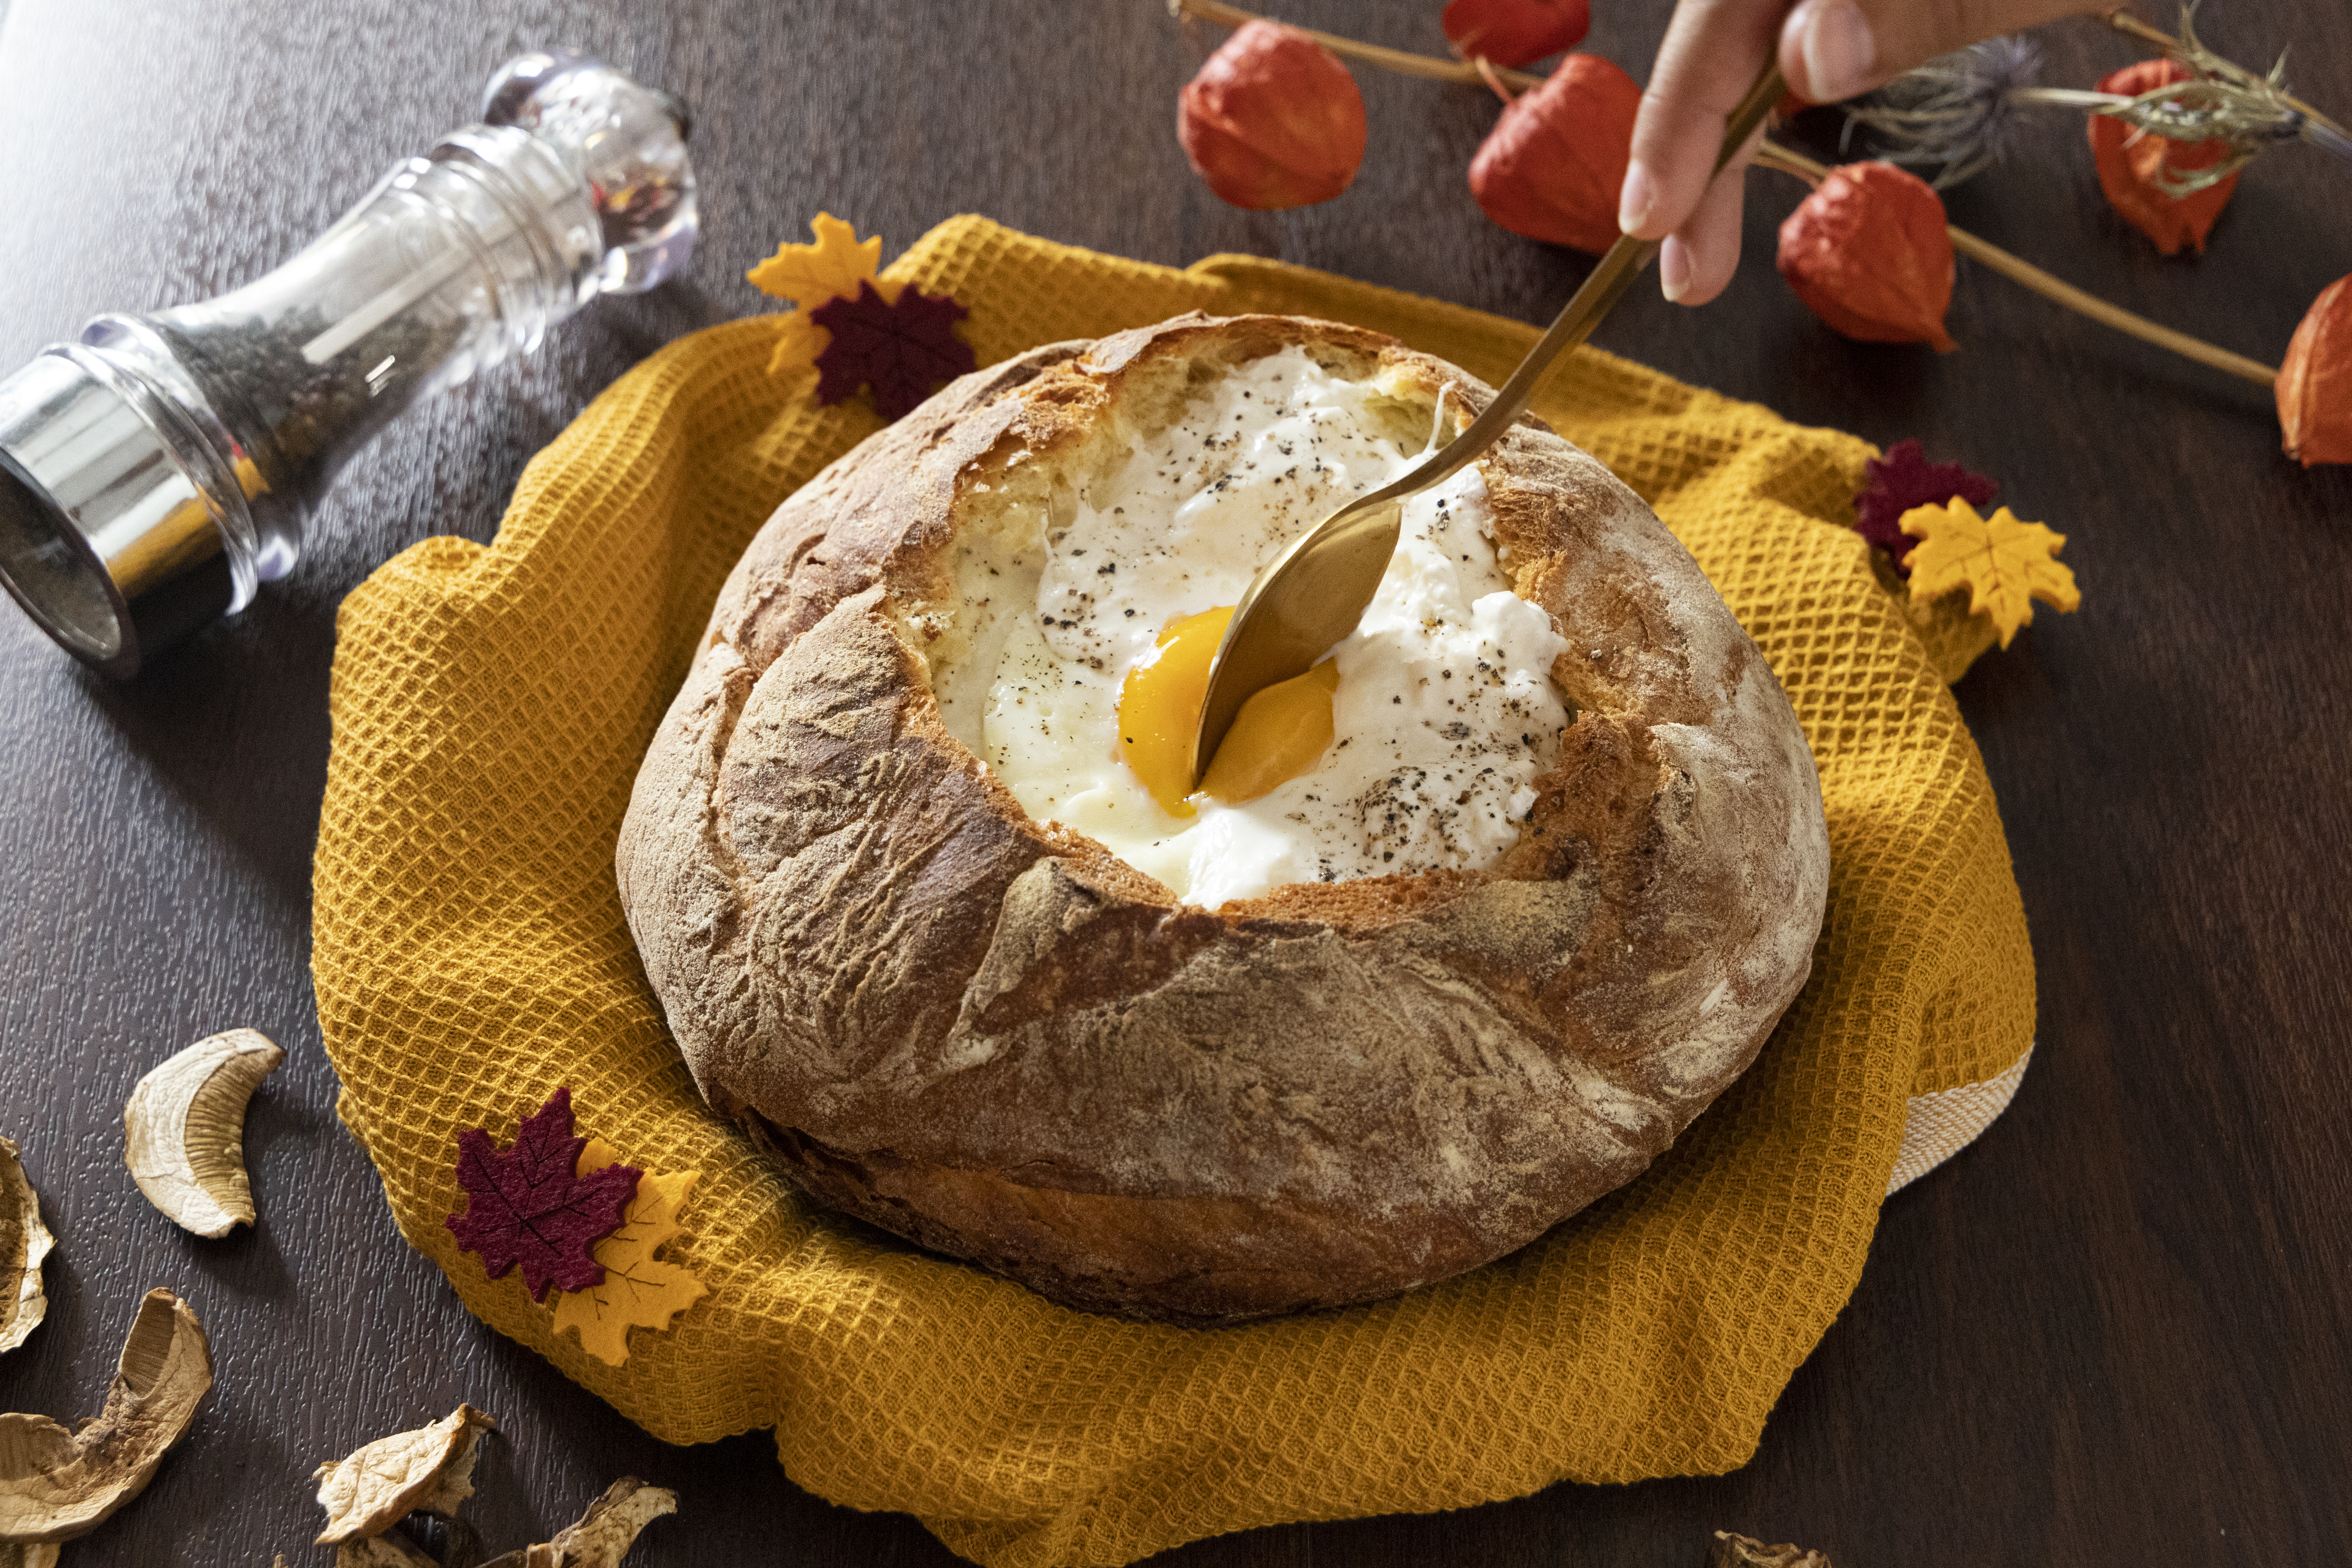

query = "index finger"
[1619,0,1787,240]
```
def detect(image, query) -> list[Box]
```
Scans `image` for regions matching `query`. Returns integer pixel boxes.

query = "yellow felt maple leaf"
[1901,499,2081,649]
[746,213,903,380]
[747,211,880,303]
[766,310,826,383]
[548,1137,706,1366]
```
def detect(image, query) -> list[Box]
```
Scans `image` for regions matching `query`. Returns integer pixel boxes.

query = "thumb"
[1780,0,2104,104]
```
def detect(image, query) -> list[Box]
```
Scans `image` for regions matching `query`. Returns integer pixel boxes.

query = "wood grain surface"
[1,1,2347,1563]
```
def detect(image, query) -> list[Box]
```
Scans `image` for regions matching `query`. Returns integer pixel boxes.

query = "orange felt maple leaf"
[1901,499,2081,649]
[746,213,904,381]
[548,1137,705,1365]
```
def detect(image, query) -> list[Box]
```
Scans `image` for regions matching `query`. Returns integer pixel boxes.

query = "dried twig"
[1472,54,1520,106]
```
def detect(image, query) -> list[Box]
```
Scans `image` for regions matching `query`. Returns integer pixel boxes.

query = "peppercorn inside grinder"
[0,50,696,678]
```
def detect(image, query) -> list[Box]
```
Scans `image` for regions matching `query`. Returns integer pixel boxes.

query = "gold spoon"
[1190,60,1789,787]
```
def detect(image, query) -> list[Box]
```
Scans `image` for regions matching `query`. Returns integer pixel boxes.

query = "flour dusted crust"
[617,314,1830,1325]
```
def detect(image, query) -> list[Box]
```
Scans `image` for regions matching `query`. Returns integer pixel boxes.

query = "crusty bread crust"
[617,314,1830,1325]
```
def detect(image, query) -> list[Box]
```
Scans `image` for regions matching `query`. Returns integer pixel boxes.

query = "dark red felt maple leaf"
[445,1087,640,1302]
[1854,438,1999,576]
[810,279,977,420]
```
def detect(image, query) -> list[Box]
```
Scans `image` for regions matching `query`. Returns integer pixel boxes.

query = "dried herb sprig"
[2107,6,2352,179]
[1841,37,2046,187]
[1851,7,2352,195]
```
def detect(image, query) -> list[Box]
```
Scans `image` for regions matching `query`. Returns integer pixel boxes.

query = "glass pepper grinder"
[0,49,697,678]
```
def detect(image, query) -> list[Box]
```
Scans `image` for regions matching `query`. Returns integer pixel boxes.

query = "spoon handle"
[1371,59,1789,507]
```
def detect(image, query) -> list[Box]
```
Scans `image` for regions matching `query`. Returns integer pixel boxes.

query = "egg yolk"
[1117,605,1340,815]
[1198,658,1340,805]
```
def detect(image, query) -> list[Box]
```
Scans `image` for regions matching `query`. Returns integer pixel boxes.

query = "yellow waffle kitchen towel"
[312,217,2035,1567]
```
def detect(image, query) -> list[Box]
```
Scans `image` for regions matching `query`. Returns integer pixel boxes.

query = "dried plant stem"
[1755,141,2278,386]
[1171,0,1544,91]
[2007,87,2133,110]
[1473,55,1521,106]
[1946,227,2277,385]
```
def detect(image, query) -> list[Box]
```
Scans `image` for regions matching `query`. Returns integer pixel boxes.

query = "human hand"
[1620,0,2109,306]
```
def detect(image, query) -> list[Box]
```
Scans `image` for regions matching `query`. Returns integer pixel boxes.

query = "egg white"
[965,347,1571,906]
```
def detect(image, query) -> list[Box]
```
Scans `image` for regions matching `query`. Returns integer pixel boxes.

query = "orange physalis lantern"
[1178,21,1367,211]
[2089,59,2239,256]
[1467,54,1642,254]
[2278,274,2352,467]
[1776,161,1958,352]
[1442,0,1591,70]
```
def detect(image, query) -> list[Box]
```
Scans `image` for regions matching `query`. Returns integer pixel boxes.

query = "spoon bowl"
[1189,60,1787,788]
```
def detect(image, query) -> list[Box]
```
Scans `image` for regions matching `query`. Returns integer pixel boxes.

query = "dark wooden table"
[2,1,2347,1563]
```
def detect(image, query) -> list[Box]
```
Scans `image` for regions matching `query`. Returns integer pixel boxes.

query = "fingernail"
[1619,161,1656,236]
[1659,237,1691,303]
[1799,0,1875,104]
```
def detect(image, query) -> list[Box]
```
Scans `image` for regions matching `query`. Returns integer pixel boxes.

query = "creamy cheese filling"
[965,348,1571,906]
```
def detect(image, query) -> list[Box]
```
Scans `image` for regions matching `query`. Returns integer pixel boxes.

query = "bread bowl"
[616,313,1830,1325]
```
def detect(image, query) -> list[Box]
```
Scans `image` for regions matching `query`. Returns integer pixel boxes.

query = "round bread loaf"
[617,314,1830,1325]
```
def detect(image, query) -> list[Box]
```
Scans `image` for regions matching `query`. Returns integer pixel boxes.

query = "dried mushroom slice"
[123,1029,285,1238]
[0,1138,54,1355]
[0,1289,213,1544]
[1709,1531,1835,1567]
[311,1404,497,1545]
[478,1478,676,1568]
[0,1545,60,1568]
[331,1533,439,1568]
